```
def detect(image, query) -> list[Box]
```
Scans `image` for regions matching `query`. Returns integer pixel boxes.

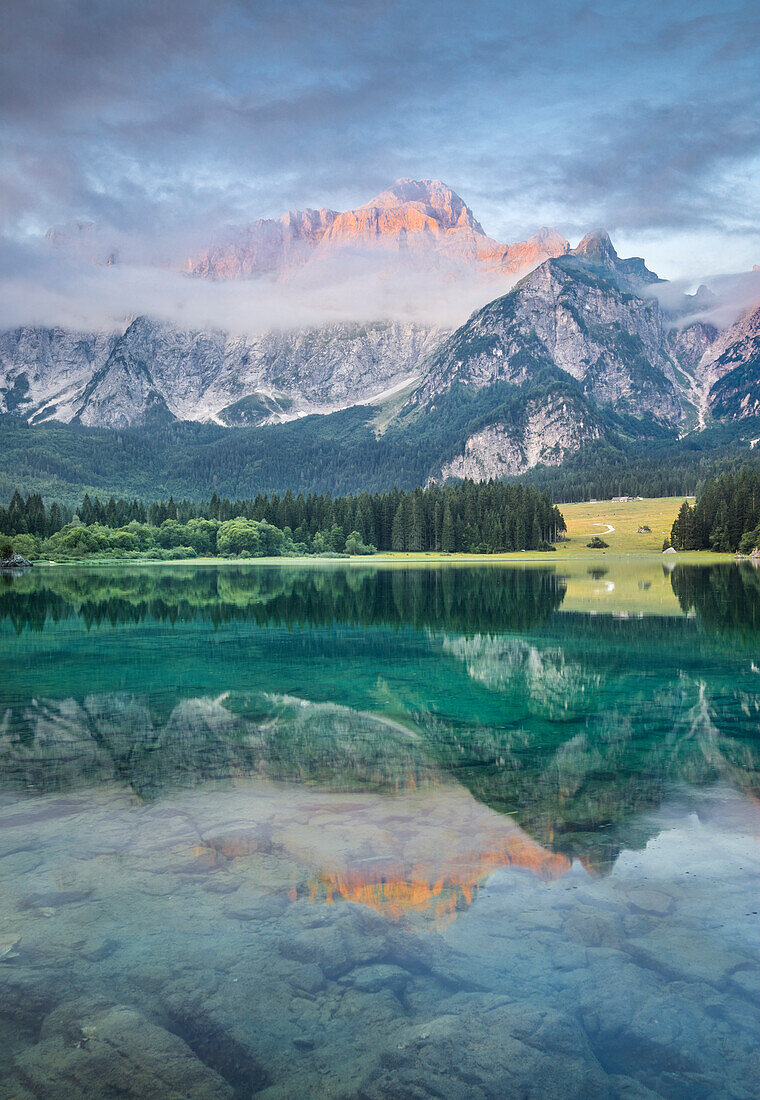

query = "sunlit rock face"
[188,206,339,279]
[187,179,570,280]
[438,393,604,479]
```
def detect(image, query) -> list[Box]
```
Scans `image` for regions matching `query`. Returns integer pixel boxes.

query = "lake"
[1,561,759,1098]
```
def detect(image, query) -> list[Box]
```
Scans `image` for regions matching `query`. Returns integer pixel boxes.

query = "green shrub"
[345,530,376,555]
[12,533,41,559]
[738,527,760,554]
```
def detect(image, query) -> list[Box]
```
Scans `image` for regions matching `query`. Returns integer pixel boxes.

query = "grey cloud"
[1,0,758,285]
[0,236,516,334]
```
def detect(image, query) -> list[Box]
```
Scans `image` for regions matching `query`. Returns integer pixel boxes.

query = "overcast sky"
[1,0,759,308]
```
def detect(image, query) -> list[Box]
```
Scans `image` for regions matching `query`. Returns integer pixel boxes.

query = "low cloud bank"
[2,232,758,339]
[0,240,518,335]
[655,268,760,330]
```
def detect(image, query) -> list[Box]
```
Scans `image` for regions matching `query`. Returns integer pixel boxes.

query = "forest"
[2,393,758,507]
[668,466,760,552]
[0,480,564,560]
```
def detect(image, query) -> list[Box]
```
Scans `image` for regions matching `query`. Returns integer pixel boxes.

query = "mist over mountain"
[1,179,759,496]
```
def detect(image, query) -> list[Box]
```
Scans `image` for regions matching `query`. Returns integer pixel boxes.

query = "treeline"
[521,438,759,503]
[669,467,760,552]
[0,481,564,559]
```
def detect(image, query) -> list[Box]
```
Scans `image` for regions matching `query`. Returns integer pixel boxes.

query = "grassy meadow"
[366,496,690,562]
[556,496,688,556]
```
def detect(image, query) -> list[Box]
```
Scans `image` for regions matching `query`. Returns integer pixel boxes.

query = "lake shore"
[31,549,735,567]
[24,496,741,567]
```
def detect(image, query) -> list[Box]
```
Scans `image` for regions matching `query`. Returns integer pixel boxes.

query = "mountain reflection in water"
[1,562,760,1098]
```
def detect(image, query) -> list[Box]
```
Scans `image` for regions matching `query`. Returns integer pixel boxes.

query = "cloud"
[2,0,759,294]
[519,97,760,235]
[654,268,760,330]
[0,237,516,333]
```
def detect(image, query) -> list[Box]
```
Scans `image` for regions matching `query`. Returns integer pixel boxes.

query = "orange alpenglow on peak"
[187,178,569,280]
[352,178,486,231]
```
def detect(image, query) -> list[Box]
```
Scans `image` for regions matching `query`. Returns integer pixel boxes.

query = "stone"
[79,937,120,963]
[357,998,625,1098]
[0,552,32,569]
[622,886,674,916]
[159,981,270,1094]
[0,967,68,1032]
[223,892,290,923]
[564,910,622,948]
[287,963,326,995]
[626,928,745,987]
[14,1000,234,1098]
[340,964,412,995]
[20,889,93,911]
[0,934,21,961]
[730,967,760,1000]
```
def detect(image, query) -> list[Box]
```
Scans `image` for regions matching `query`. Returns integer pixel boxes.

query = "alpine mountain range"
[2,178,760,490]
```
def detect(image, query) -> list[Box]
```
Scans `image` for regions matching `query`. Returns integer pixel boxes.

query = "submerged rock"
[0,934,21,961]
[357,997,626,1099]
[14,999,234,1099]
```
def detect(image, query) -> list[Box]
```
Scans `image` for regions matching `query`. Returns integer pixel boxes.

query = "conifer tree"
[441,503,455,552]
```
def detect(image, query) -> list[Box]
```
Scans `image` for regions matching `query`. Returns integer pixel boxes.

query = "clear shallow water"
[0,561,759,1098]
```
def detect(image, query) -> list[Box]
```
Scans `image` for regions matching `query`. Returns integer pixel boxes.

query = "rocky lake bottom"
[1,562,759,1098]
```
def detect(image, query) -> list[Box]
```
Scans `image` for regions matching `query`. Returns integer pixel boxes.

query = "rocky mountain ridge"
[187,178,570,280]
[2,182,760,482]
[0,320,443,429]
[411,232,679,417]
[399,231,739,478]
[693,303,760,423]
[433,235,759,478]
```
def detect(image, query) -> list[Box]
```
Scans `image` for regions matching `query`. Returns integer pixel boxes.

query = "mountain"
[2,179,573,430]
[396,231,690,479]
[701,303,760,421]
[438,391,605,482]
[187,178,570,279]
[0,319,445,429]
[389,234,760,482]
[2,178,760,498]
[411,231,677,416]
[666,318,719,429]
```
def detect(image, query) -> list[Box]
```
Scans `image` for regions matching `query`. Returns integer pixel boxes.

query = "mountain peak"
[571,230,617,262]
[567,230,660,286]
[364,178,455,206]
[188,181,568,280]
[360,178,484,233]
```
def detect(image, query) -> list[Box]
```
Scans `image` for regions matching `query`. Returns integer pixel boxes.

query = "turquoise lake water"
[1,562,759,1097]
